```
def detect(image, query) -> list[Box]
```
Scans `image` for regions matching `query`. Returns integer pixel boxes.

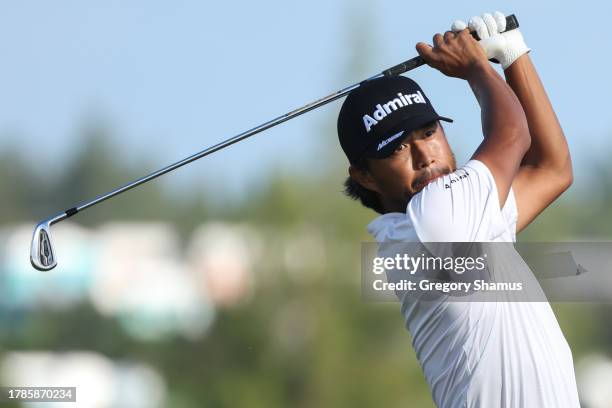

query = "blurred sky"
[0,0,610,199]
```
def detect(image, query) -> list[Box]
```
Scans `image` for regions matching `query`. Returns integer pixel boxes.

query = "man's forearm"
[467,62,530,206]
[469,62,530,152]
[504,54,572,176]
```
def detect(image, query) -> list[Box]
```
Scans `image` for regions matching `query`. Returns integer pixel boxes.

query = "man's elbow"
[519,129,532,156]
[553,155,574,193]
[559,162,574,192]
[507,122,531,156]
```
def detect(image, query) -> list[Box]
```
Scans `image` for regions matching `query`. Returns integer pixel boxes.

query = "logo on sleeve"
[363,91,426,132]
[444,173,469,189]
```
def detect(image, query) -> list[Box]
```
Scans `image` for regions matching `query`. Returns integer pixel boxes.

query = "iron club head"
[30,220,57,271]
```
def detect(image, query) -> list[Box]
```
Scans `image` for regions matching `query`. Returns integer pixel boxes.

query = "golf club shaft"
[47,73,384,226]
[46,14,518,226]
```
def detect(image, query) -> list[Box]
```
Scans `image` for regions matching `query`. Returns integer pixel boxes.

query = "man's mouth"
[423,174,443,185]
[417,175,441,189]
[413,170,448,190]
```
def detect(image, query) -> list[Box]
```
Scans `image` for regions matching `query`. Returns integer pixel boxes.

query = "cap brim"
[364,114,453,159]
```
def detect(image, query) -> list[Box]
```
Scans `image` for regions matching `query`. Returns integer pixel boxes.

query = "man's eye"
[425,130,435,137]
[395,143,407,152]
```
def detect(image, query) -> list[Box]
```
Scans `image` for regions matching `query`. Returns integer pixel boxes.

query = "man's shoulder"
[366,161,489,242]
[407,160,505,242]
[367,160,513,243]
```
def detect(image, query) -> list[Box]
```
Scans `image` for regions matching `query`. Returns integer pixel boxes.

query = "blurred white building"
[2,223,94,310]
[1,350,166,408]
[1,222,220,341]
[0,221,269,340]
[188,223,259,308]
[89,222,214,341]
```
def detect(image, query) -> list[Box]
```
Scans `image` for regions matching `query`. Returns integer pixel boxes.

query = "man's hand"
[416,29,489,79]
[451,12,530,70]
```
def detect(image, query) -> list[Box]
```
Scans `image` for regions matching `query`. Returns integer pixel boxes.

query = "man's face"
[350,121,457,213]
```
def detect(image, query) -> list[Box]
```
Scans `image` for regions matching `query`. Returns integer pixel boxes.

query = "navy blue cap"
[337,76,452,164]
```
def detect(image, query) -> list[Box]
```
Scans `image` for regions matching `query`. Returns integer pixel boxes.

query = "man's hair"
[343,158,385,214]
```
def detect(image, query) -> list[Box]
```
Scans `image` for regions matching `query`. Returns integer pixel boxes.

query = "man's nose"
[412,142,435,169]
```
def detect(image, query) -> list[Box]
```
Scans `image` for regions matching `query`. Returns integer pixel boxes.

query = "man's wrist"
[465,61,497,84]
[503,53,530,74]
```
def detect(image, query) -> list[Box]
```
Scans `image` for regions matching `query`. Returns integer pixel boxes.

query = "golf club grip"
[382,14,519,77]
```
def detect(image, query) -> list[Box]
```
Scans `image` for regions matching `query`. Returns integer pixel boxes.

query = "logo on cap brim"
[377,130,405,152]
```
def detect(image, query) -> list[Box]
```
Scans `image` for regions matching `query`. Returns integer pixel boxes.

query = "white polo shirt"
[367,160,580,408]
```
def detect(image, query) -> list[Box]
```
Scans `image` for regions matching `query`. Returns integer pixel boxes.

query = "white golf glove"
[451,11,530,70]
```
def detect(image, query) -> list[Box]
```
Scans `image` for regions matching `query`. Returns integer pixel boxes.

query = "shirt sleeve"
[407,159,512,242]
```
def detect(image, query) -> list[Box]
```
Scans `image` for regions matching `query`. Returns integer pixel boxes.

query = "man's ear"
[348,164,381,193]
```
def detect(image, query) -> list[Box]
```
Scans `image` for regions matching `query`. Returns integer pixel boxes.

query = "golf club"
[30,15,519,271]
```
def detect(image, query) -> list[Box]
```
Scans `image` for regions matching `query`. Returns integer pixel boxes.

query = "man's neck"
[381,196,411,214]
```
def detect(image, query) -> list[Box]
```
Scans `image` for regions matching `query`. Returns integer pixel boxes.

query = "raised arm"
[416,29,530,207]
[505,55,573,232]
[448,12,572,232]
[467,62,530,207]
